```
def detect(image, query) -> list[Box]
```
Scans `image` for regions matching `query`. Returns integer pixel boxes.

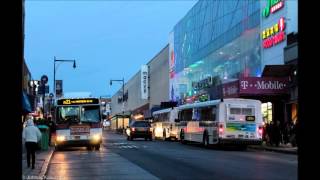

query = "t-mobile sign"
[239,77,289,94]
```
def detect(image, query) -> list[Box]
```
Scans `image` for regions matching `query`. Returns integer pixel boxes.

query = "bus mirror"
[174,119,180,123]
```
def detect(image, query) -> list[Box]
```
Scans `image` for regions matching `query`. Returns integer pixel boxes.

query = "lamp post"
[53,56,76,101]
[110,78,125,132]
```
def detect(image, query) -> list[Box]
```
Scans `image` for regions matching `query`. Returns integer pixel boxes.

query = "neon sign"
[262,17,286,49]
[262,0,284,18]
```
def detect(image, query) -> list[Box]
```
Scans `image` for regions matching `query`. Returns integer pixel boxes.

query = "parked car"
[126,120,152,141]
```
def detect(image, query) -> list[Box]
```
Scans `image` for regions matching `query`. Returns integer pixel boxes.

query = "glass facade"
[170,0,261,104]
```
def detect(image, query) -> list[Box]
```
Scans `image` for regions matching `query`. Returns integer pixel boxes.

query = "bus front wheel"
[95,145,100,150]
[202,133,209,148]
[180,130,186,144]
[163,129,167,141]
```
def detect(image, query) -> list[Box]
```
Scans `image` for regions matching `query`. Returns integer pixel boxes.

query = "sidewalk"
[248,142,297,155]
[22,146,54,180]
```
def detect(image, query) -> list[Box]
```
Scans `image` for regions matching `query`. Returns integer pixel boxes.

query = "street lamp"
[110,78,125,132]
[53,56,76,100]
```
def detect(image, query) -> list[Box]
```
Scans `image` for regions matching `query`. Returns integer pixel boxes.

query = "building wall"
[149,45,169,109]
[111,71,148,116]
[111,45,169,117]
[260,0,298,69]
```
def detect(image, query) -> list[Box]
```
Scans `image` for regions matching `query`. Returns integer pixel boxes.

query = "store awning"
[22,91,32,114]
[262,65,293,77]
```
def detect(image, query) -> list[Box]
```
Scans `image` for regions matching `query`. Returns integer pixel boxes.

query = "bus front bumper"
[55,139,102,147]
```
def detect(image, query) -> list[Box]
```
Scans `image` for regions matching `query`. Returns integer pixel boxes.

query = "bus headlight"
[92,134,101,141]
[57,136,66,142]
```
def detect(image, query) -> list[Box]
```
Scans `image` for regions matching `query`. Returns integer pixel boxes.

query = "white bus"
[177,98,263,147]
[152,107,178,140]
[54,97,103,150]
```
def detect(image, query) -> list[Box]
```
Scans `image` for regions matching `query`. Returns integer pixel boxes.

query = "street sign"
[41,75,48,84]
[38,85,49,95]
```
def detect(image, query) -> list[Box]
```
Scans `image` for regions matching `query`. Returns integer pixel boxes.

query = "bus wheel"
[180,130,186,144]
[87,146,93,151]
[163,129,167,141]
[95,145,100,150]
[202,133,209,148]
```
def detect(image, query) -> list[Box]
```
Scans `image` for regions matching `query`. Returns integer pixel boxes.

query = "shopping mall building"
[169,0,298,125]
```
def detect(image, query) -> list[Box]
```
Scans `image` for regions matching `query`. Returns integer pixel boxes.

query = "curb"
[39,147,54,179]
[248,146,297,155]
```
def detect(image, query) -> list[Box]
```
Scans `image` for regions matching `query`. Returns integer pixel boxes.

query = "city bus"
[177,98,263,148]
[54,97,103,150]
[152,107,178,140]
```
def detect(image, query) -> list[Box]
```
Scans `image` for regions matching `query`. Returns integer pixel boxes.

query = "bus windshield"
[56,106,80,124]
[80,105,101,123]
[56,105,100,124]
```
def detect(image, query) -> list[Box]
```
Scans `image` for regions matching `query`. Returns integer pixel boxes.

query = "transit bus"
[177,98,263,148]
[54,97,103,150]
[151,107,178,140]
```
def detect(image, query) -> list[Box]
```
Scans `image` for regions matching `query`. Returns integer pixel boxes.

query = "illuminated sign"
[192,76,213,90]
[246,116,255,121]
[262,17,286,49]
[262,0,284,18]
[57,98,99,105]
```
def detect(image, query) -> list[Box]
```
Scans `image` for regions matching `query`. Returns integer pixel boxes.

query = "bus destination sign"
[57,98,99,105]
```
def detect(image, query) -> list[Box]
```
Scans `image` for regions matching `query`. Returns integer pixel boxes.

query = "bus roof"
[152,108,175,115]
[178,99,221,110]
[177,98,261,110]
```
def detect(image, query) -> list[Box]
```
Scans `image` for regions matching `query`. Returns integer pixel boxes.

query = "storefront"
[221,75,290,125]
[110,114,131,132]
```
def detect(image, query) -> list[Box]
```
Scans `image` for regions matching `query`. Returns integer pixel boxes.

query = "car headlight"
[57,136,66,142]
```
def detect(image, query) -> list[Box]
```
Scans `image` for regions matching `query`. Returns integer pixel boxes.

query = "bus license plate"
[74,136,80,140]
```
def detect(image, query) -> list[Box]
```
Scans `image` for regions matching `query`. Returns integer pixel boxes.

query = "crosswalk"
[104,142,148,149]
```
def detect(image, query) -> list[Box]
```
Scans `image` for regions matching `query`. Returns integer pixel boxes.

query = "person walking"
[272,121,281,147]
[22,116,42,169]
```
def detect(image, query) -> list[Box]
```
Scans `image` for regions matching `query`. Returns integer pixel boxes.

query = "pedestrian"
[290,120,297,147]
[272,121,281,147]
[47,117,55,146]
[22,116,42,169]
[267,121,274,146]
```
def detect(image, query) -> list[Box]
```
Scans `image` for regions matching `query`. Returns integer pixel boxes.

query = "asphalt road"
[46,131,297,180]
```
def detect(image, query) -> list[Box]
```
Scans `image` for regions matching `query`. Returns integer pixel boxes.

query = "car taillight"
[131,128,135,132]
[219,124,224,134]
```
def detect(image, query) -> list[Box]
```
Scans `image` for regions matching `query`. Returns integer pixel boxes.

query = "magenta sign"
[239,77,289,95]
[222,81,239,98]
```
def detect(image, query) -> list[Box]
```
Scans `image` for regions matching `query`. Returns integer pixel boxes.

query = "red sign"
[222,81,239,98]
[239,77,289,95]
[262,17,286,49]
[263,31,286,48]
[270,1,284,13]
